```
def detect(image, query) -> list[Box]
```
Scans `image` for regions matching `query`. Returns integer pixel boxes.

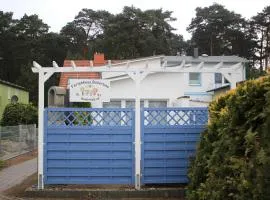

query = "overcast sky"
[1,0,269,40]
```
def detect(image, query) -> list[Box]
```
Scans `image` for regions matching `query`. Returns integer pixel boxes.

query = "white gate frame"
[32,56,241,190]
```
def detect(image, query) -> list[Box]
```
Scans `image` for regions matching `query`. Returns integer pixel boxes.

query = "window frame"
[11,95,19,104]
[189,72,201,86]
[214,73,222,84]
[102,100,121,108]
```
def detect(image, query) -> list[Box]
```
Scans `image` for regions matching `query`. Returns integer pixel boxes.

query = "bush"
[187,76,270,200]
[66,102,92,125]
[1,103,38,126]
[71,102,91,108]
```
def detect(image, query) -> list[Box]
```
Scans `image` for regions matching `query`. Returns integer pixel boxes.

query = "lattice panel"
[47,109,133,127]
[143,108,208,126]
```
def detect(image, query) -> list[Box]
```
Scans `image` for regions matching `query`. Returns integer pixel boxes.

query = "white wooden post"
[127,70,147,190]
[135,77,141,189]
[38,72,45,189]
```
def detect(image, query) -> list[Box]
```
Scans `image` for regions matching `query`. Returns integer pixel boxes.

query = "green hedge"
[187,76,270,200]
[1,103,38,126]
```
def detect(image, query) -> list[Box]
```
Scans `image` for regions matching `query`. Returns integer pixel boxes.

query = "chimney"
[93,53,105,65]
[193,48,199,58]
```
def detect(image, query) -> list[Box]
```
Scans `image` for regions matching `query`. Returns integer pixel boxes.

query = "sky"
[1,0,269,40]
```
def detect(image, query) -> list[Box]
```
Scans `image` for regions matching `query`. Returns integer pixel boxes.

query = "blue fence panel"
[44,108,135,185]
[141,107,208,184]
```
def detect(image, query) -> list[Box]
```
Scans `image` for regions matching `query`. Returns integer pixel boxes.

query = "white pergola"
[32,55,242,190]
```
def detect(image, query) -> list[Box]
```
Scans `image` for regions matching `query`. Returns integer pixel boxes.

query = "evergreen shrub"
[187,76,270,200]
[1,103,38,126]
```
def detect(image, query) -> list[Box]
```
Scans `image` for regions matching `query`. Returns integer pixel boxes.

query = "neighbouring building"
[52,52,247,108]
[0,79,29,118]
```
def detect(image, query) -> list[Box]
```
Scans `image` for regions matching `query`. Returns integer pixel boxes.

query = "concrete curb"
[25,188,185,199]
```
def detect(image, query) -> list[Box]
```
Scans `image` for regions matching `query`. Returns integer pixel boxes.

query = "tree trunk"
[265,26,269,71]
[210,34,213,56]
[260,30,264,72]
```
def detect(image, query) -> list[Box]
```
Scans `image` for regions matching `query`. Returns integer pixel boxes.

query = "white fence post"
[135,75,141,190]
[38,73,45,189]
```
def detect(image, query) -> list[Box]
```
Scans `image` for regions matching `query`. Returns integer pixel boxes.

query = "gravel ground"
[1,168,184,200]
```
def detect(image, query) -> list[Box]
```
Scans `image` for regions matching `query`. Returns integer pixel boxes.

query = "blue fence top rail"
[46,107,208,112]
[143,107,208,111]
[46,107,134,112]
[142,107,208,127]
[45,108,134,127]
[45,107,208,128]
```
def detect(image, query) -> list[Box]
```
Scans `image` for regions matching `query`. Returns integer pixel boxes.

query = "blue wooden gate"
[44,108,135,184]
[141,107,208,184]
[44,107,207,186]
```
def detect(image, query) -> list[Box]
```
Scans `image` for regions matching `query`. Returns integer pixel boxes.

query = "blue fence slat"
[46,177,132,184]
[143,176,188,184]
[141,107,207,185]
[47,159,132,168]
[47,142,132,151]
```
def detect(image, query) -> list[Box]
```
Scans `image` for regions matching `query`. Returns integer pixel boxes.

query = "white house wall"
[97,62,245,108]
[109,72,184,102]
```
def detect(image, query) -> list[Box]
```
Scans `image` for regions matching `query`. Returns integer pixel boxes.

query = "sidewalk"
[0,158,37,192]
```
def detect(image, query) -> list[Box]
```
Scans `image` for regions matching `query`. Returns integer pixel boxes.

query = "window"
[189,73,201,85]
[147,100,167,126]
[102,101,121,125]
[103,101,121,108]
[215,73,222,84]
[11,95,18,103]
[126,100,144,108]
[148,100,167,108]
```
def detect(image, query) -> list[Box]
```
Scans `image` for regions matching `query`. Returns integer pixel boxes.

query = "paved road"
[0,158,37,192]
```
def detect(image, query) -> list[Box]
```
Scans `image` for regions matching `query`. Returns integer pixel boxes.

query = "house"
[55,51,247,108]
[101,53,246,108]
[0,79,29,118]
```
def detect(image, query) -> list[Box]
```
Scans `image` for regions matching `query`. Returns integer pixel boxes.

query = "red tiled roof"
[59,54,124,88]
[59,60,101,88]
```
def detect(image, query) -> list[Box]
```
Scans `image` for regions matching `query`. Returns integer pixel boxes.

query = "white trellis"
[32,55,242,190]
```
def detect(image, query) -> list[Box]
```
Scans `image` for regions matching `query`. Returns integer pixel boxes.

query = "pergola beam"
[32,66,240,74]
[71,60,76,69]
[44,72,54,82]
[33,61,42,70]
[107,60,112,67]
[232,62,242,71]
[214,62,223,69]
[52,61,59,68]
[196,62,204,70]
